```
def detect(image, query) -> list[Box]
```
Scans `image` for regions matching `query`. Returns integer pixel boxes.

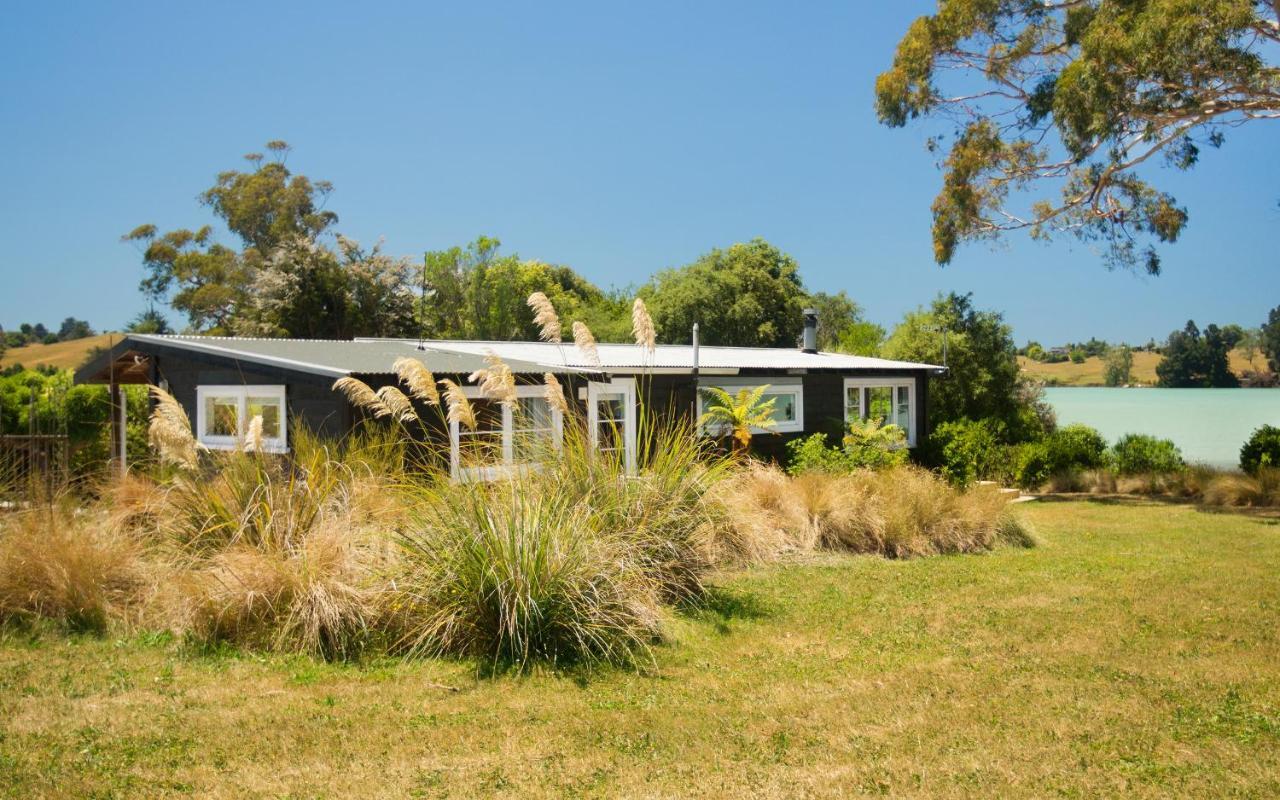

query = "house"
[76,313,944,477]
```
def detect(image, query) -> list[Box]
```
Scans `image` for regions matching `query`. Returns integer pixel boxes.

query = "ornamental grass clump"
[714,464,1033,560]
[392,481,663,670]
[0,502,149,633]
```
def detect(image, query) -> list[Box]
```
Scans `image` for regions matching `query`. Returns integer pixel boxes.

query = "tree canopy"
[124,142,417,338]
[1155,320,1241,387]
[1262,305,1280,373]
[876,1,1280,273]
[642,239,808,347]
[807,291,886,355]
[882,292,1051,444]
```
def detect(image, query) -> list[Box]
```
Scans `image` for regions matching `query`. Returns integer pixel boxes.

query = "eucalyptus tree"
[877,1,1280,273]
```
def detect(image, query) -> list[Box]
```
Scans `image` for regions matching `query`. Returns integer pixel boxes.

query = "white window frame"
[843,377,916,447]
[587,378,637,475]
[449,385,564,482]
[696,377,804,435]
[195,385,288,453]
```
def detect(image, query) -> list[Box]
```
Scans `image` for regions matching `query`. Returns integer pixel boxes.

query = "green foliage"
[1103,345,1134,386]
[1069,349,1086,364]
[125,308,171,335]
[698,386,777,452]
[1111,434,1184,476]
[882,292,1052,444]
[56,317,93,341]
[876,1,1275,271]
[125,142,417,338]
[807,291,885,355]
[1156,320,1239,387]
[1263,305,1280,374]
[1009,424,1109,490]
[929,418,1002,486]
[1240,425,1280,475]
[643,239,808,347]
[0,369,148,477]
[786,420,908,475]
[842,418,908,470]
[418,236,612,341]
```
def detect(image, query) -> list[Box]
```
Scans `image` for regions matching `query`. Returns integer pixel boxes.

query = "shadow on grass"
[1031,493,1280,520]
[677,585,775,635]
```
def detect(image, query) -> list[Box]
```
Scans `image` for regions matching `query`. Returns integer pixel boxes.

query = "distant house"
[77,313,943,477]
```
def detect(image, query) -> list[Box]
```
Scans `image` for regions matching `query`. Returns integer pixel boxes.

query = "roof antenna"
[416,257,428,351]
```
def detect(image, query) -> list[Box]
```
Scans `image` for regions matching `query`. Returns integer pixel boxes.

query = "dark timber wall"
[122,341,933,467]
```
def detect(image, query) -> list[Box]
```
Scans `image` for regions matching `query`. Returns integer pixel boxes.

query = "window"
[843,378,916,446]
[450,386,564,481]
[588,379,637,474]
[195,385,288,453]
[696,379,804,435]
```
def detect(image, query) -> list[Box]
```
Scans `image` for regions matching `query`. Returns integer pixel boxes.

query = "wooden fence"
[0,434,71,500]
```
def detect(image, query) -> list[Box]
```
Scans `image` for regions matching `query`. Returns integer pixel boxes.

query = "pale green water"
[1043,388,1280,468]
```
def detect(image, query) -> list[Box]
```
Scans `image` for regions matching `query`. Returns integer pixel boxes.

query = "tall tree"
[418,236,610,341]
[124,141,415,338]
[642,239,808,347]
[1103,344,1134,386]
[56,317,94,342]
[877,1,1280,273]
[882,292,1052,443]
[1262,305,1280,373]
[1156,320,1239,387]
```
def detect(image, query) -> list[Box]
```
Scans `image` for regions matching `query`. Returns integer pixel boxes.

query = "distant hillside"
[1019,348,1263,386]
[0,334,117,371]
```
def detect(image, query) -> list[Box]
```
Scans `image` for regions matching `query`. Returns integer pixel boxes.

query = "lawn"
[1018,348,1260,386]
[2,499,1279,798]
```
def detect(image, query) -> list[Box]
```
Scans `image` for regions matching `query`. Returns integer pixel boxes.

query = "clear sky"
[1,1,1276,346]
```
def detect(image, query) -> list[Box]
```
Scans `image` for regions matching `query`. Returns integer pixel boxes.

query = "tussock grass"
[716,464,1033,560]
[0,503,149,632]
[1202,467,1280,507]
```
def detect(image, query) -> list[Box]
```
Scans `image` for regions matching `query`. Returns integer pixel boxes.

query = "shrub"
[1111,434,1184,475]
[1240,425,1280,475]
[786,420,907,476]
[1009,424,1108,490]
[929,418,1002,486]
[785,433,856,475]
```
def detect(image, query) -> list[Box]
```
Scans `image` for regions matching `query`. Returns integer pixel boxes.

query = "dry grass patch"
[0,504,149,632]
[716,464,1033,559]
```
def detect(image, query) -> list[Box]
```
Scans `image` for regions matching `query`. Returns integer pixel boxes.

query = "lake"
[1043,388,1280,468]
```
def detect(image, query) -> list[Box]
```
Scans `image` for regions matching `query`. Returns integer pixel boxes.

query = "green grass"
[3,499,1280,797]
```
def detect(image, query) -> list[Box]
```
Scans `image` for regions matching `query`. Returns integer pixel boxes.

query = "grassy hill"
[0,333,117,372]
[1019,348,1263,386]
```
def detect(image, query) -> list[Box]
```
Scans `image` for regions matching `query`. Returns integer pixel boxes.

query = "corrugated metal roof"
[124,335,579,378]
[119,334,941,377]
[379,339,942,372]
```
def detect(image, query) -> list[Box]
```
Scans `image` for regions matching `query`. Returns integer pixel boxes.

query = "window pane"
[515,396,553,431]
[596,395,626,423]
[846,387,862,421]
[761,392,797,424]
[895,386,910,432]
[246,396,282,439]
[204,396,238,437]
[866,386,893,426]
[597,420,623,452]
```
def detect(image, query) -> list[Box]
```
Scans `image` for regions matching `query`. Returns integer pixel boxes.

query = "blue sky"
[1,1,1276,345]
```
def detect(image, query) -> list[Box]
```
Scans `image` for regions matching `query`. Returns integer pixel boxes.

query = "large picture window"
[195,385,288,453]
[696,379,804,435]
[843,378,915,446]
[450,385,564,481]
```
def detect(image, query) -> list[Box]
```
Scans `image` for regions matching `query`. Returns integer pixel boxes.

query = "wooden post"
[117,384,127,474]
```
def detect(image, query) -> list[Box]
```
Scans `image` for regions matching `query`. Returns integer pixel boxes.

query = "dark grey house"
[77,319,943,477]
